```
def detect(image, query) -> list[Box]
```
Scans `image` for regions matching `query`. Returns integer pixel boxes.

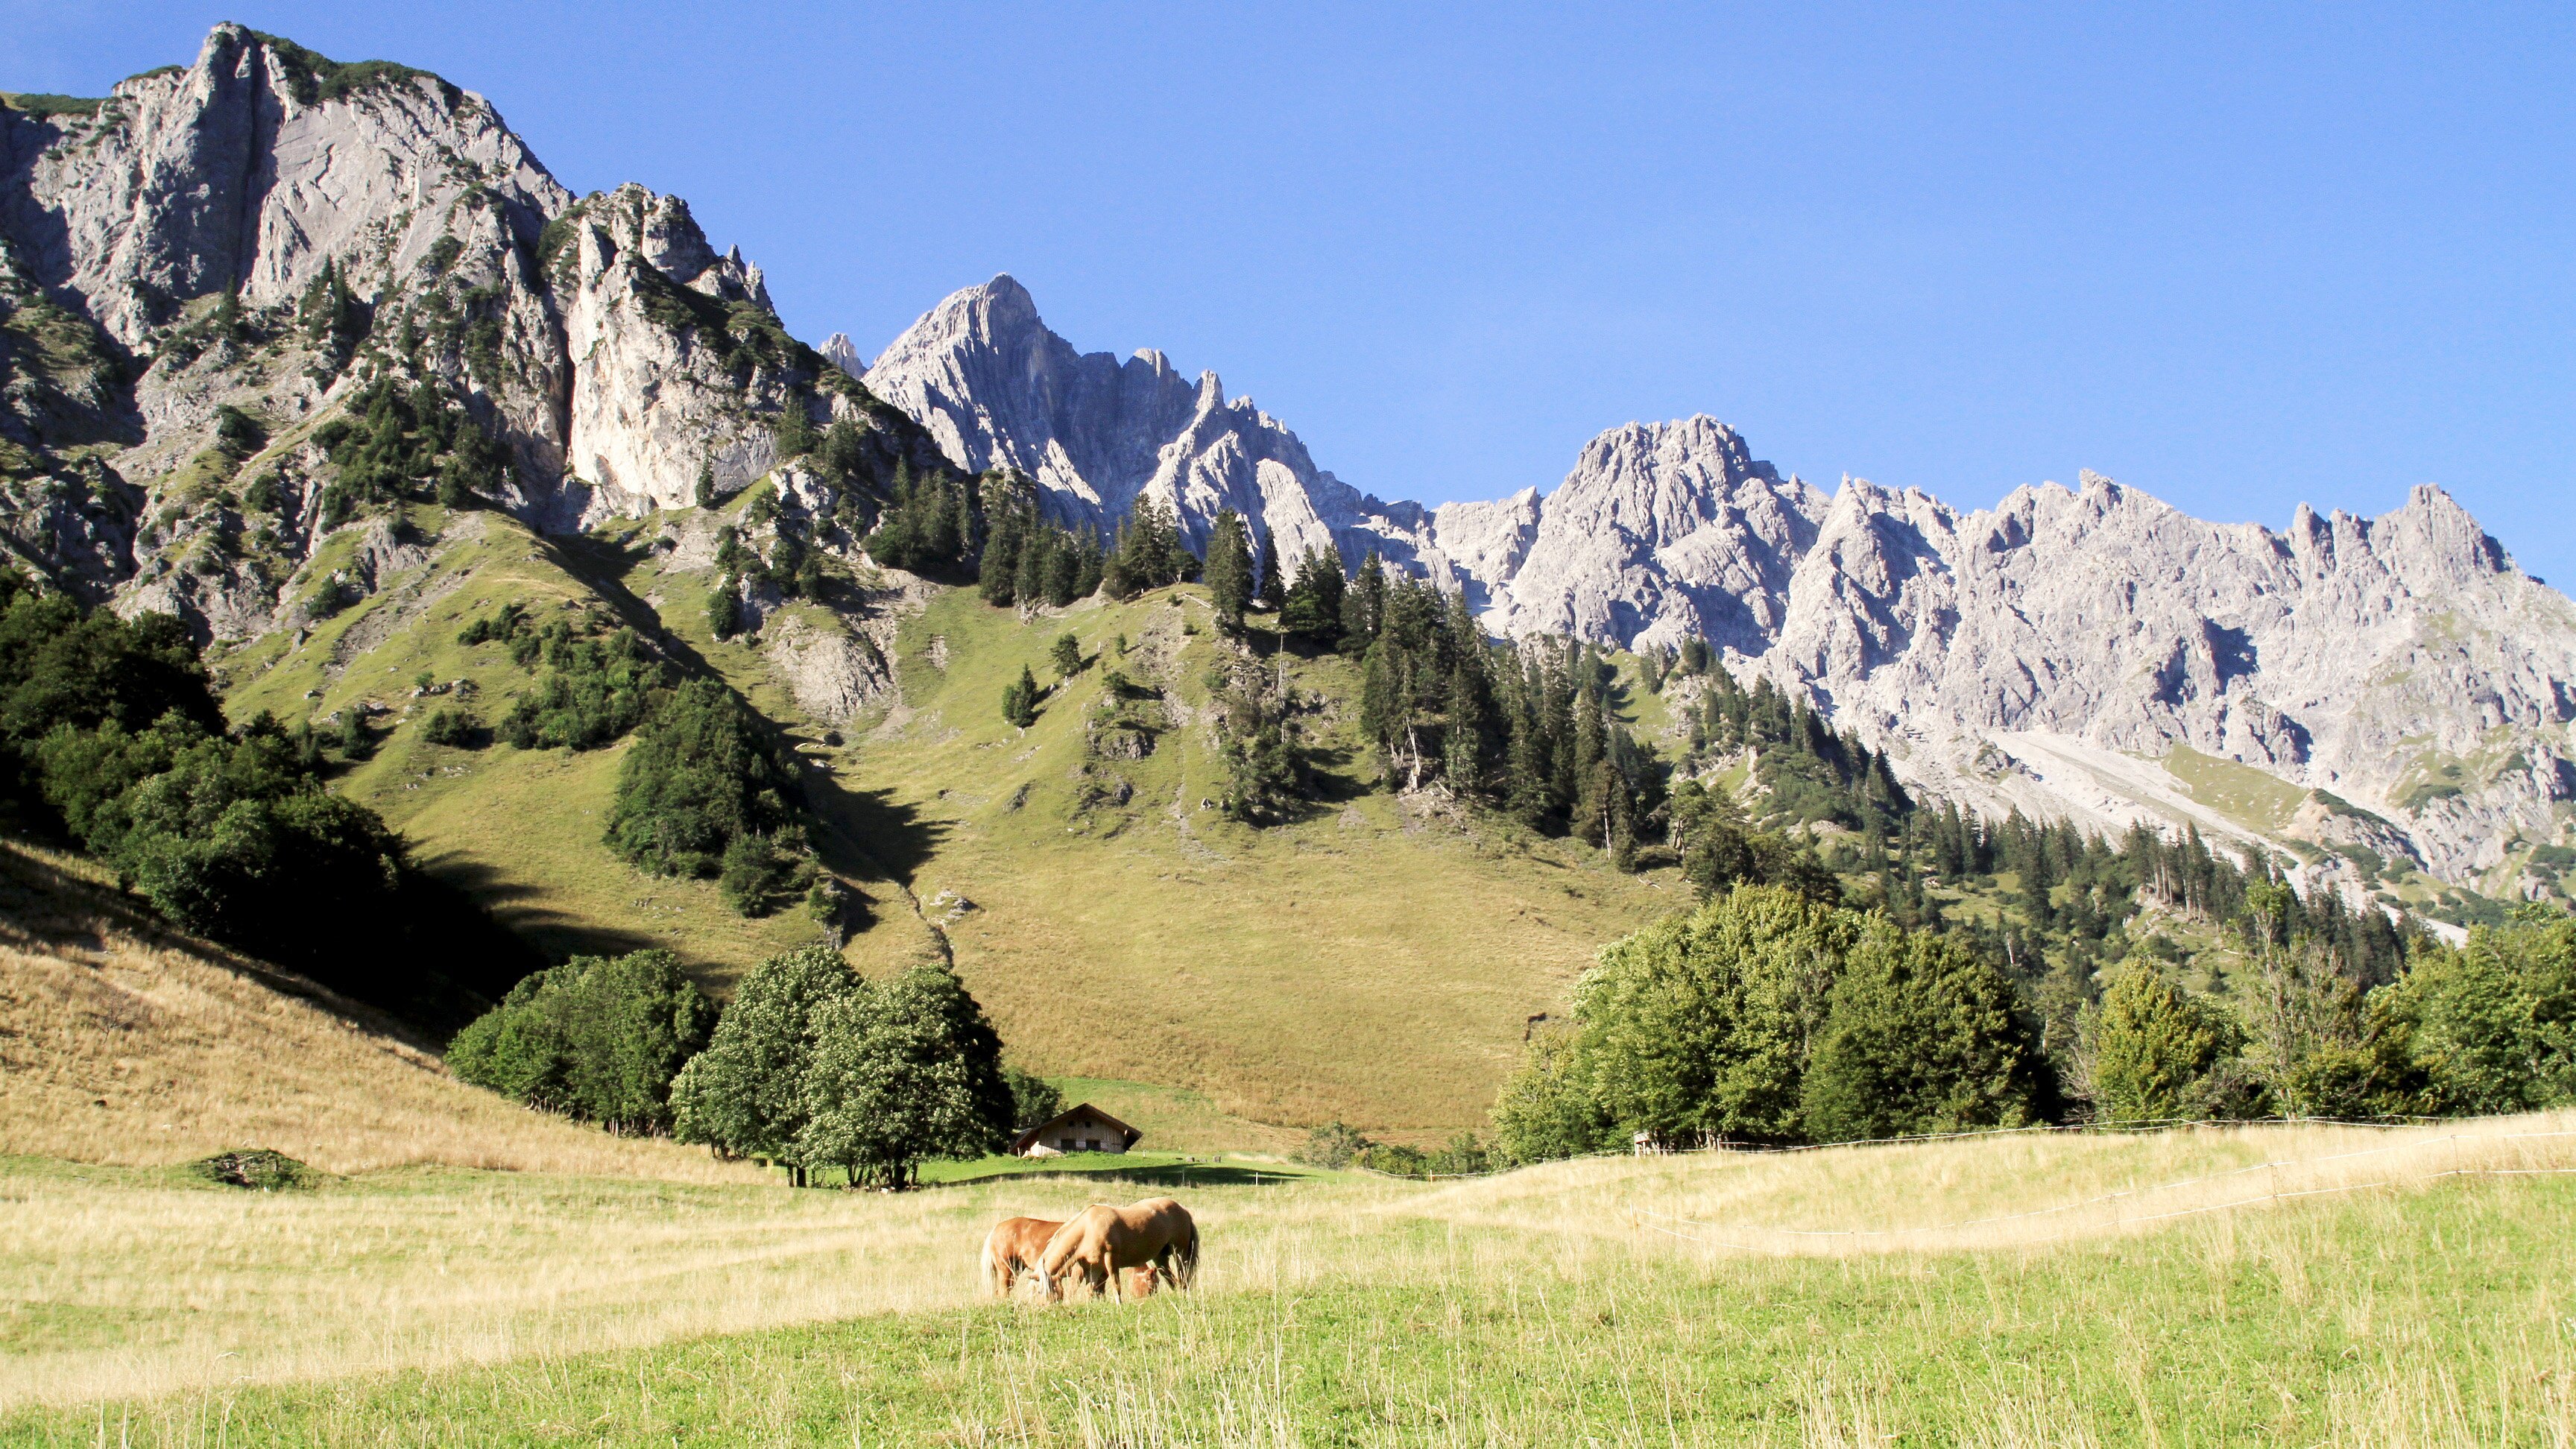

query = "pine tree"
[2087,961,2244,1124]
[1014,525,1049,606]
[1281,548,1345,646]
[1570,686,1609,845]
[706,579,740,641]
[1001,665,1040,728]
[1049,633,1083,678]
[1254,527,1285,613]
[1341,549,1388,652]
[1204,508,1254,631]
[773,405,819,461]
[979,507,1023,606]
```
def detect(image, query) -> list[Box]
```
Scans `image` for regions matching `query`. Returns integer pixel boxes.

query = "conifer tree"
[1281,548,1346,646]
[979,506,1024,606]
[1001,664,1040,728]
[1204,508,1254,631]
[2087,961,2244,1124]
[773,405,818,461]
[1254,527,1285,613]
[1340,549,1389,652]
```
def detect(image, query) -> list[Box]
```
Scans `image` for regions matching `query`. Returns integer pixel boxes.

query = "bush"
[420,707,481,748]
[447,950,716,1133]
[1296,1120,1370,1169]
[718,831,810,918]
[189,1149,317,1192]
[456,602,526,647]
[1357,1142,1427,1175]
[706,581,741,641]
[493,625,672,751]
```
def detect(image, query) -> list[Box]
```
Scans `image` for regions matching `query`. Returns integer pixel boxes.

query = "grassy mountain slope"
[213,500,944,982]
[822,584,1684,1133]
[208,496,1681,1136]
[0,839,754,1182]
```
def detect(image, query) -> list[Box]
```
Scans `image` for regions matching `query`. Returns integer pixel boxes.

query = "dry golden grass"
[1427,1111,2576,1257]
[0,840,758,1183]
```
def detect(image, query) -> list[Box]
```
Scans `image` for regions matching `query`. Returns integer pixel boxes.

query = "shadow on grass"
[418,854,671,964]
[918,1157,1324,1191]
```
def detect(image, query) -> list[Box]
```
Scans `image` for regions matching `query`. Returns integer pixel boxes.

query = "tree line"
[1494,878,2573,1167]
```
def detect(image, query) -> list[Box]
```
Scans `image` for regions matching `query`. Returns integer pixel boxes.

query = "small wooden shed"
[1011,1103,1143,1158]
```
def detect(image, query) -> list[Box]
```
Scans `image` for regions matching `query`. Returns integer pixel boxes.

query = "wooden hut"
[1011,1103,1143,1158]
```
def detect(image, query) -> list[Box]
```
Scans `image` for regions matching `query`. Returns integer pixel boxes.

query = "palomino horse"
[1038,1197,1199,1302]
[979,1216,1064,1298]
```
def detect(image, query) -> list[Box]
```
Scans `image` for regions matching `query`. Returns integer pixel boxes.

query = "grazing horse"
[1038,1197,1199,1303]
[979,1216,1064,1298]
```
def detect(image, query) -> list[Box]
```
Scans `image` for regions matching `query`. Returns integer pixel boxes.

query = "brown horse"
[1038,1197,1199,1303]
[979,1216,1064,1298]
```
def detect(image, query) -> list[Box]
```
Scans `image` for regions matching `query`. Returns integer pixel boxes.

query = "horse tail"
[1176,1222,1200,1289]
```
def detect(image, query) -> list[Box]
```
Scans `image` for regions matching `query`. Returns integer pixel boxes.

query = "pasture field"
[4,1116,2572,1444]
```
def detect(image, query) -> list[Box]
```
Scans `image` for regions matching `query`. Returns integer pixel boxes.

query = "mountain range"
[854,277,2576,900]
[4,23,2571,913]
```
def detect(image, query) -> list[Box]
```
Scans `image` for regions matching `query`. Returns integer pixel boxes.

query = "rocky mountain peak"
[7,24,566,349]
[819,332,866,377]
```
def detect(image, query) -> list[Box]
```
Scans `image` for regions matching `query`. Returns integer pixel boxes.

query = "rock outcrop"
[1752,473,2576,887]
[1472,418,1828,651]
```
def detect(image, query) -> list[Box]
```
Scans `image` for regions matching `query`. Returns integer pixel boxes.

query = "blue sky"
[11,3,2574,584]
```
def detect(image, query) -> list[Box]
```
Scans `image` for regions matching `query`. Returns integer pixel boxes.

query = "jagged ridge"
[859,280,2576,904]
